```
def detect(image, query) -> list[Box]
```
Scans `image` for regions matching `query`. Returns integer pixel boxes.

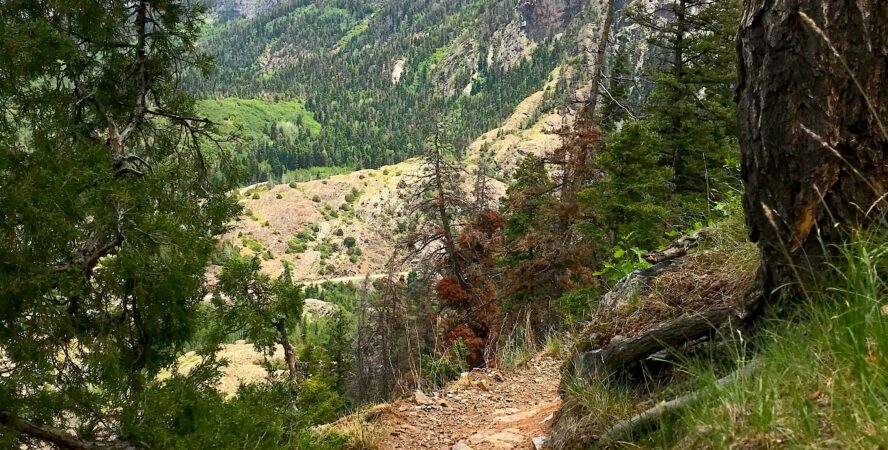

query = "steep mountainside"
[189,0,603,183]
[219,67,569,281]
[212,0,671,281]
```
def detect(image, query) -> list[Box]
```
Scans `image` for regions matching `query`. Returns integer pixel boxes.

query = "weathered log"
[644,229,707,264]
[578,306,740,377]
[596,363,759,447]
[0,410,141,450]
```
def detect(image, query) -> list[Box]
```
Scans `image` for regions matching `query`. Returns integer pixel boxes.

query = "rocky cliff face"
[206,0,285,19]
[518,0,586,40]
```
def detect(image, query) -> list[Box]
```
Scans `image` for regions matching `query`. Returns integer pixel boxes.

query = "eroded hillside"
[219,67,572,281]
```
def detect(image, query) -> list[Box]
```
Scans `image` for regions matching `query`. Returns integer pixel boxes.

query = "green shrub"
[240,237,265,253]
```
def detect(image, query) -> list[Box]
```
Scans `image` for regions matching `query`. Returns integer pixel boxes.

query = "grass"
[657,233,888,448]
[556,228,888,448]
[579,201,758,350]
[197,97,321,144]
[240,237,265,253]
[325,404,394,450]
[282,166,354,183]
[500,331,535,370]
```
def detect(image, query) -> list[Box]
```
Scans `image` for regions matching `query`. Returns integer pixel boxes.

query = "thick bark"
[737,0,888,315]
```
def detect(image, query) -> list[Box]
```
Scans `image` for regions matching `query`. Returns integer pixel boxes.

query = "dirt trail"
[380,356,562,450]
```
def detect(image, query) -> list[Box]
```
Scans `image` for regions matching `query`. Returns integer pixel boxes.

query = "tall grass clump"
[662,230,888,448]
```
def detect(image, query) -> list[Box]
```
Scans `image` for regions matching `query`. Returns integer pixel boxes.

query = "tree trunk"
[433,142,463,284]
[737,0,888,316]
[275,322,299,381]
[670,0,686,178]
[562,0,614,206]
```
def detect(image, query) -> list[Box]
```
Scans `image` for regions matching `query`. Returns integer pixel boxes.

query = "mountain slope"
[189,0,595,182]
[219,66,570,281]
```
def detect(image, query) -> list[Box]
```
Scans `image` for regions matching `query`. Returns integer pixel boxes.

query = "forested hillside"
[188,0,591,183]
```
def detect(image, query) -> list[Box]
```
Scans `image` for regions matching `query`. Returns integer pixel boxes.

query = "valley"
[3,0,886,449]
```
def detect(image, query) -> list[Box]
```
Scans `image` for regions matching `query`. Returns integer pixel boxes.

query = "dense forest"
[188,0,582,183]
[2,0,887,449]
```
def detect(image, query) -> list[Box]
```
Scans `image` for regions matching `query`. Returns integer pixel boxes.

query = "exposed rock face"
[390,58,407,85]
[207,0,283,19]
[518,0,586,40]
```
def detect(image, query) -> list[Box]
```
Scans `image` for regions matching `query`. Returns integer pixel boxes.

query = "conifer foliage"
[0,1,342,448]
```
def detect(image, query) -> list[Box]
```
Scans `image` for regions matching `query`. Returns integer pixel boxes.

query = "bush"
[343,236,356,248]
[251,193,260,200]
[312,195,321,203]
[287,238,308,254]
[240,237,264,253]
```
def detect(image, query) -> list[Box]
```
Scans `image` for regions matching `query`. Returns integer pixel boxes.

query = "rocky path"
[379,356,562,450]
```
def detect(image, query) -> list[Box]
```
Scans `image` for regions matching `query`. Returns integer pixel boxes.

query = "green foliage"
[579,0,741,252]
[198,97,320,141]
[579,121,673,249]
[287,225,318,254]
[637,231,888,447]
[283,166,354,184]
[187,0,577,184]
[0,0,302,446]
[593,233,652,282]
[556,286,602,324]
[420,339,470,389]
[127,373,349,449]
[213,257,304,358]
[241,236,266,253]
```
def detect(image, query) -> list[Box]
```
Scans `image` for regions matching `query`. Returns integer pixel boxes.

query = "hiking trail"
[378,355,563,450]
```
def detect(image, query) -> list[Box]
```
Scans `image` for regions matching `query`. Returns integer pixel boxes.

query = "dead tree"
[737,1,888,317]
[404,123,469,285]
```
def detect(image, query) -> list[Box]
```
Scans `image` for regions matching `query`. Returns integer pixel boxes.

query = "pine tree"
[625,0,741,199]
[579,0,741,250]
[215,259,304,383]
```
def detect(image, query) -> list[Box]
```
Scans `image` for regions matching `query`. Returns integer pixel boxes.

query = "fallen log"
[644,228,708,264]
[579,306,740,378]
[596,363,759,447]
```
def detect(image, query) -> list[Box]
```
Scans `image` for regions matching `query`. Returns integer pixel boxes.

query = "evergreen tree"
[0,0,244,446]
[579,0,741,249]
[625,0,741,198]
[214,258,304,382]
